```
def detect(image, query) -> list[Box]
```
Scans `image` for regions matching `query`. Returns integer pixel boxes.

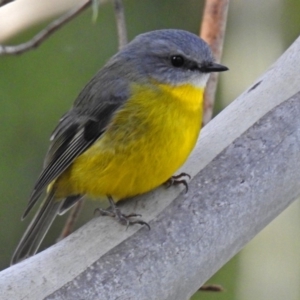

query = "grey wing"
[22,74,129,219]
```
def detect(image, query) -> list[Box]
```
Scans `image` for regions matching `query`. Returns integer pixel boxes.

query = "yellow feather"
[54,82,204,200]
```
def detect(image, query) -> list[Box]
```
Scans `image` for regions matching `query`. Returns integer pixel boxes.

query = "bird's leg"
[164,172,191,193]
[94,195,150,230]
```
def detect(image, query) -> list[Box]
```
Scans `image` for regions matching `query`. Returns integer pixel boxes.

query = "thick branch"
[1,37,300,300]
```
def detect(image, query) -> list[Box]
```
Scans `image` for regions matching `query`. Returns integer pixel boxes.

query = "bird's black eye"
[171,55,185,67]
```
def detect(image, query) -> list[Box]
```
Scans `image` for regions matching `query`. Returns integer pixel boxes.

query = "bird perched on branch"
[11,29,228,265]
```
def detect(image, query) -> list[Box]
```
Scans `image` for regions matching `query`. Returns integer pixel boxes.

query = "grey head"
[111,29,228,87]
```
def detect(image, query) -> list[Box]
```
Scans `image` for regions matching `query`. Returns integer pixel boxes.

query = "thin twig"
[113,0,127,49]
[0,0,92,55]
[197,2,229,294]
[57,199,85,241]
[200,0,230,126]
[0,0,14,7]
[199,284,225,292]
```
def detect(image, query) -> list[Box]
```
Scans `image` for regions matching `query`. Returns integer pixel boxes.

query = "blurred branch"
[199,284,224,292]
[200,0,229,125]
[1,35,300,300]
[57,199,85,241]
[113,0,127,49]
[0,0,14,7]
[0,0,91,55]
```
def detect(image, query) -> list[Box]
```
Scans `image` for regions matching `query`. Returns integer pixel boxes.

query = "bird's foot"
[94,195,150,230]
[165,172,191,193]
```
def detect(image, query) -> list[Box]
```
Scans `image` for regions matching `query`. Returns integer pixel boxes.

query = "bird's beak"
[201,62,228,73]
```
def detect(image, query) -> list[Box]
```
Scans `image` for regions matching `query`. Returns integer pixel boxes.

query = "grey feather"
[11,190,62,265]
[58,195,84,215]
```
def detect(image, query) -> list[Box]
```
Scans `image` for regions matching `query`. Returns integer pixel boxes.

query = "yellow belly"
[55,82,204,200]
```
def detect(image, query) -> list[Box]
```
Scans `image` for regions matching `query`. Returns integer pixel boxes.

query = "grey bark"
[1,36,300,300]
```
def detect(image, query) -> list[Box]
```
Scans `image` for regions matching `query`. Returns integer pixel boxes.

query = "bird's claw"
[165,172,191,193]
[94,196,150,230]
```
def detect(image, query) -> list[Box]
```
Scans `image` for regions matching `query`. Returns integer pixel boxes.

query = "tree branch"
[113,0,127,49]
[57,199,85,241]
[200,0,229,126]
[1,35,300,300]
[0,0,14,8]
[0,0,92,55]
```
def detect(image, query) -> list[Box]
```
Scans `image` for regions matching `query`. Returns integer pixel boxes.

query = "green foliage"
[191,256,239,300]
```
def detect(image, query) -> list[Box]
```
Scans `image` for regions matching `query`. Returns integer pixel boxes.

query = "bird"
[11,29,228,265]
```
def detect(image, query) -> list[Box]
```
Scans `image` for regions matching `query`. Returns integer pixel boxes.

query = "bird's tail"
[11,190,62,265]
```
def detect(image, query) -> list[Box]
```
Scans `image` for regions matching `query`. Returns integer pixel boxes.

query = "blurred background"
[0,0,300,299]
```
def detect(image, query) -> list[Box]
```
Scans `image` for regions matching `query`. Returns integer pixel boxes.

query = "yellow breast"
[55,82,204,200]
